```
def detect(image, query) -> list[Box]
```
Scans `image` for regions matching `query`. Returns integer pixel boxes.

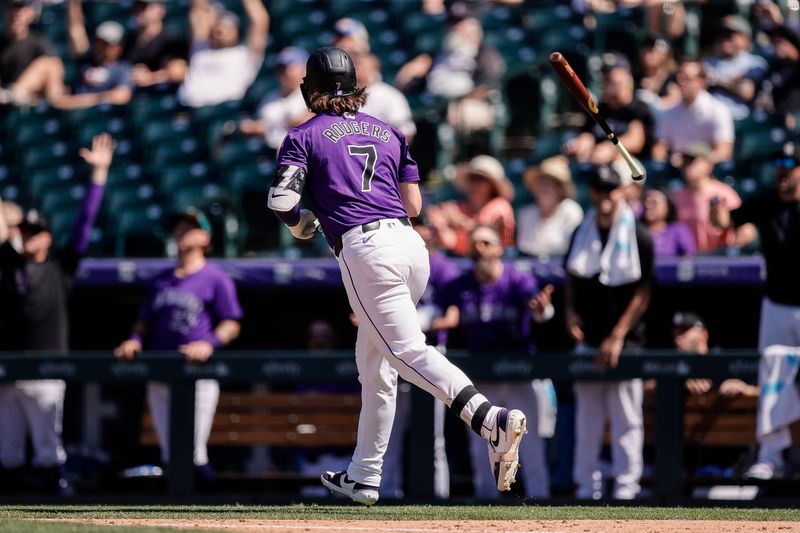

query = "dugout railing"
[0,350,770,503]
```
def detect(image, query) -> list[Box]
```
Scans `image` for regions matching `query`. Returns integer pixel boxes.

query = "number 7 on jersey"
[348,144,377,192]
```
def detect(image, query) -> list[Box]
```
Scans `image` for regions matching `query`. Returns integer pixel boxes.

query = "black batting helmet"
[300,47,357,108]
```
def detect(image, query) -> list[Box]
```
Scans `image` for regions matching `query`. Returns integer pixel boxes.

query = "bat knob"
[549,52,563,63]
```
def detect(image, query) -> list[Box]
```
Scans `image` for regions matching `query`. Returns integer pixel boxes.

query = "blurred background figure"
[641,187,696,257]
[126,0,188,91]
[0,133,114,494]
[178,0,268,107]
[240,46,311,150]
[653,59,734,164]
[635,32,680,112]
[517,156,583,259]
[331,17,371,57]
[0,0,65,105]
[426,155,515,256]
[563,53,653,165]
[759,24,800,130]
[356,52,416,142]
[307,319,338,352]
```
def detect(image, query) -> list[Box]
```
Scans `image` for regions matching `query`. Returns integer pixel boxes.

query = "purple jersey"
[437,265,539,353]
[276,111,419,247]
[419,252,461,346]
[139,262,243,350]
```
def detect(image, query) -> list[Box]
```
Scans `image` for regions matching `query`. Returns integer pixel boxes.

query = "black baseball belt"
[334,217,411,257]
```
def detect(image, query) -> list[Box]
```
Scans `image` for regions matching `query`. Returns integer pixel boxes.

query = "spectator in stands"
[673,143,750,253]
[114,207,243,480]
[703,15,768,120]
[0,200,22,253]
[564,165,654,500]
[239,47,311,150]
[635,33,680,112]
[671,311,758,397]
[307,320,338,351]
[426,155,515,256]
[0,133,114,494]
[332,18,371,57]
[641,187,696,257]
[759,25,800,130]
[356,52,417,142]
[564,53,653,165]
[516,156,583,258]
[652,59,734,164]
[711,141,800,480]
[178,0,268,108]
[394,13,504,138]
[126,0,189,90]
[434,225,556,500]
[0,0,65,106]
[58,0,133,109]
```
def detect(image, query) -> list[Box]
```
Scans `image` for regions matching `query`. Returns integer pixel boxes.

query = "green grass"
[0,521,190,533]
[2,505,800,522]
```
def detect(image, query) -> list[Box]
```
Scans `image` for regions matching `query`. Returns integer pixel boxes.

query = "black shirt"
[125,29,187,73]
[0,243,81,352]
[0,33,54,86]
[564,222,655,347]
[582,98,654,156]
[731,192,800,306]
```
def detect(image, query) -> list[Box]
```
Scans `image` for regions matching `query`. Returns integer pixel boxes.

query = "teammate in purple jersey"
[268,47,528,505]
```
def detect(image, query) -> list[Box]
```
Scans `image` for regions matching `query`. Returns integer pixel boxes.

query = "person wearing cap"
[564,53,654,166]
[356,53,417,142]
[56,0,133,109]
[641,186,696,257]
[177,0,269,108]
[426,154,515,256]
[703,15,769,120]
[240,46,313,149]
[332,17,371,57]
[710,141,800,480]
[564,165,655,500]
[0,0,65,106]
[652,58,734,164]
[126,0,189,89]
[434,224,556,499]
[517,156,583,258]
[0,133,115,494]
[672,142,754,253]
[635,33,680,112]
[114,207,243,480]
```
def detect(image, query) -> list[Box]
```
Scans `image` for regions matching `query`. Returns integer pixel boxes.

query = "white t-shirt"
[655,90,734,154]
[361,81,417,138]
[257,87,308,149]
[516,198,584,258]
[178,43,262,107]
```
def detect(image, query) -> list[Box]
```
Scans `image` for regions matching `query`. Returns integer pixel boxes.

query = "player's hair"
[308,87,368,115]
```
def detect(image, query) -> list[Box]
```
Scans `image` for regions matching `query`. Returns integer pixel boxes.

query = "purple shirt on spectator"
[419,251,460,346]
[139,263,243,350]
[651,222,696,257]
[276,111,419,247]
[437,265,539,353]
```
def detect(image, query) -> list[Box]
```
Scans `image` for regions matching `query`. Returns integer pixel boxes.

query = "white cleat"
[487,408,527,492]
[320,470,380,506]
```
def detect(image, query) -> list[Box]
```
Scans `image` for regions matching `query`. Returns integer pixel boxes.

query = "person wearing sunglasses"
[711,141,800,480]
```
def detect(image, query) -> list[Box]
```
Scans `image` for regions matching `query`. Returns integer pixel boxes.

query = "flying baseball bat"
[548,52,644,181]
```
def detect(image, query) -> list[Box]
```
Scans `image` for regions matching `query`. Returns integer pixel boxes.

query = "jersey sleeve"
[276,129,309,172]
[434,276,459,310]
[398,133,420,183]
[212,273,244,323]
[513,269,538,307]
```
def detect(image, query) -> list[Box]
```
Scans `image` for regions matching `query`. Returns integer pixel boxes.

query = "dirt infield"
[48,518,800,533]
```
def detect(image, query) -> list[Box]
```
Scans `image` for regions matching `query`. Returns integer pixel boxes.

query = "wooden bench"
[140,392,361,448]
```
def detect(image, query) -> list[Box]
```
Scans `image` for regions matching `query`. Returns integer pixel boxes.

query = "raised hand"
[79,133,117,171]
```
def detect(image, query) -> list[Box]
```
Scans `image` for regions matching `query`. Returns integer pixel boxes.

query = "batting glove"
[289,209,319,240]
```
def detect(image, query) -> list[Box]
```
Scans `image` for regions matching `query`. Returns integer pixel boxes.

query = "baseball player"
[267,47,527,505]
[435,224,555,499]
[114,208,242,477]
[0,134,114,493]
[711,142,800,479]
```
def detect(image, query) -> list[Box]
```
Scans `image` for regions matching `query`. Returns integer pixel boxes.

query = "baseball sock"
[449,385,501,439]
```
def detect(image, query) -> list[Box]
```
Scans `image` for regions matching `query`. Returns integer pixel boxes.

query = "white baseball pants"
[0,380,67,468]
[756,297,800,465]
[573,379,643,499]
[336,221,487,487]
[147,379,219,466]
[468,381,550,498]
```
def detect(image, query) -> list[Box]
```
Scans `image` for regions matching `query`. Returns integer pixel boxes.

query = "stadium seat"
[113,206,167,257]
[106,183,157,214]
[147,139,202,169]
[38,183,85,214]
